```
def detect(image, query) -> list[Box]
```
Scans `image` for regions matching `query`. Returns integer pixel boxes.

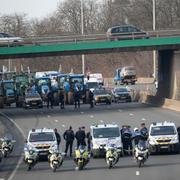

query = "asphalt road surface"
[0,102,180,180]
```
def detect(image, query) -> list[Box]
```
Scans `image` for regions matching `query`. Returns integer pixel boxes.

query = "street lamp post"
[152,0,156,79]
[81,0,85,75]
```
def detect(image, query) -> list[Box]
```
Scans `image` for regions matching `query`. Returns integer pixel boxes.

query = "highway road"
[0,102,180,180]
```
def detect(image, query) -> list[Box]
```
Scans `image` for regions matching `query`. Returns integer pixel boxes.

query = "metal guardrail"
[1,29,180,47]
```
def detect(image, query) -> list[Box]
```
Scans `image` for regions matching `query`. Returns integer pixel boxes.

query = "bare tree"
[0,13,30,36]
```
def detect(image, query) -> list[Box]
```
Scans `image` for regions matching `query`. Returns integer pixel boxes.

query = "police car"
[148,121,179,153]
[27,128,57,157]
[90,124,123,157]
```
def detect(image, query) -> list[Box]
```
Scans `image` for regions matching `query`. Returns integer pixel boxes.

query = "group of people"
[55,126,91,157]
[54,123,148,157]
[121,123,148,155]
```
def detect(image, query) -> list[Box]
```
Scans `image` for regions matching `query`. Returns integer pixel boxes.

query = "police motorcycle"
[48,147,63,172]
[0,137,16,158]
[24,146,39,171]
[74,145,90,170]
[105,144,120,168]
[134,140,149,168]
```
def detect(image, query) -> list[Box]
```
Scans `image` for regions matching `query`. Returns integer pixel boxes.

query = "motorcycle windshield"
[137,140,147,150]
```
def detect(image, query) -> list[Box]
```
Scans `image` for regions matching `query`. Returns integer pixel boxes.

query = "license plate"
[160,146,168,149]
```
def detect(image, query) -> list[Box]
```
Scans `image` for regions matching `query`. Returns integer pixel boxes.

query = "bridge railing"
[1,29,180,47]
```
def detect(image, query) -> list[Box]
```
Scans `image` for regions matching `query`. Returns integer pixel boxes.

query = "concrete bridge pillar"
[157,50,180,100]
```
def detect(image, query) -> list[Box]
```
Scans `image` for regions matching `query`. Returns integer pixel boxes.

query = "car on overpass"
[106,25,149,41]
[0,33,23,46]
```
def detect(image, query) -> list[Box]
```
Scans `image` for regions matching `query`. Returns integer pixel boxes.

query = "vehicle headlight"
[149,138,157,145]
[171,136,179,143]
[50,144,58,151]
[95,97,99,101]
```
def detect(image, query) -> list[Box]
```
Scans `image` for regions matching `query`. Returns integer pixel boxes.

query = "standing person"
[140,123,148,140]
[47,90,54,109]
[59,88,65,109]
[74,91,80,109]
[121,125,133,155]
[75,127,86,147]
[86,131,91,151]
[89,90,94,108]
[63,78,70,104]
[54,128,61,149]
[63,126,74,157]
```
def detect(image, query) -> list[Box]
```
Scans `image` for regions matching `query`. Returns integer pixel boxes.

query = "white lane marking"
[142,118,146,121]
[136,171,140,176]
[0,112,25,180]
[90,115,94,118]
[0,178,5,180]
[47,115,51,118]
[62,124,66,128]
[80,112,84,114]
[54,119,59,122]
[129,113,134,116]
[118,109,122,112]
[100,120,104,123]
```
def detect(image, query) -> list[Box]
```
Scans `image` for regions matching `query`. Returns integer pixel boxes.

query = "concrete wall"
[157,50,180,100]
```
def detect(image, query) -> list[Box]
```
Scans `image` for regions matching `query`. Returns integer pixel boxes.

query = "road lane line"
[0,112,25,180]
[142,118,146,121]
[136,171,140,176]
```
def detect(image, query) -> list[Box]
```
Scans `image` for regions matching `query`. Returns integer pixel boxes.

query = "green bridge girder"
[0,37,180,59]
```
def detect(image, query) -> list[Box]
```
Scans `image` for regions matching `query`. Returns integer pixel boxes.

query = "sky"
[0,0,61,19]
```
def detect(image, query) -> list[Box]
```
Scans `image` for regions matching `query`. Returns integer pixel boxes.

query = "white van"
[90,124,123,157]
[89,73,104,85]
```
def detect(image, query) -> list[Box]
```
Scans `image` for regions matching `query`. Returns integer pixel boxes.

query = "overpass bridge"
[0,36,180,59]
[0,36,180,101]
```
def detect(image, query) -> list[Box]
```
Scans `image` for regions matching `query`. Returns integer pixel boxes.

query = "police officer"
[121,125,133,155]
[54,128,61,149]
[140,123,148,140]
[63,126,74,157]
[132,127,142,146]
[47,90,54,109]
[86,131,91,151]
[59,88,65,109]
[89,90,94,108]
[75,127,86,147]
[74,91,80,108]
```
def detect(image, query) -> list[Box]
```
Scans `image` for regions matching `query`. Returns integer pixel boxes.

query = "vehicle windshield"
[4,82,14,89]
[150,126,176,136]
[115,88,128,93]
[86,82,99,89]
[29,132,55,142]
[93,127,120,138]
[16,76,28,83]
[26,92,40,98]
[37,79,50,86]
[94,89,109,95]
[70,77,83,84]
[125,67,135,71]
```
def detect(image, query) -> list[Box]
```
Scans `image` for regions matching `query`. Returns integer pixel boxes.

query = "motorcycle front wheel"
[138,161,142,168]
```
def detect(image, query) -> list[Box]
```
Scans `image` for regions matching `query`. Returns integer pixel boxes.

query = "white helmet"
[134,127,139,132]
